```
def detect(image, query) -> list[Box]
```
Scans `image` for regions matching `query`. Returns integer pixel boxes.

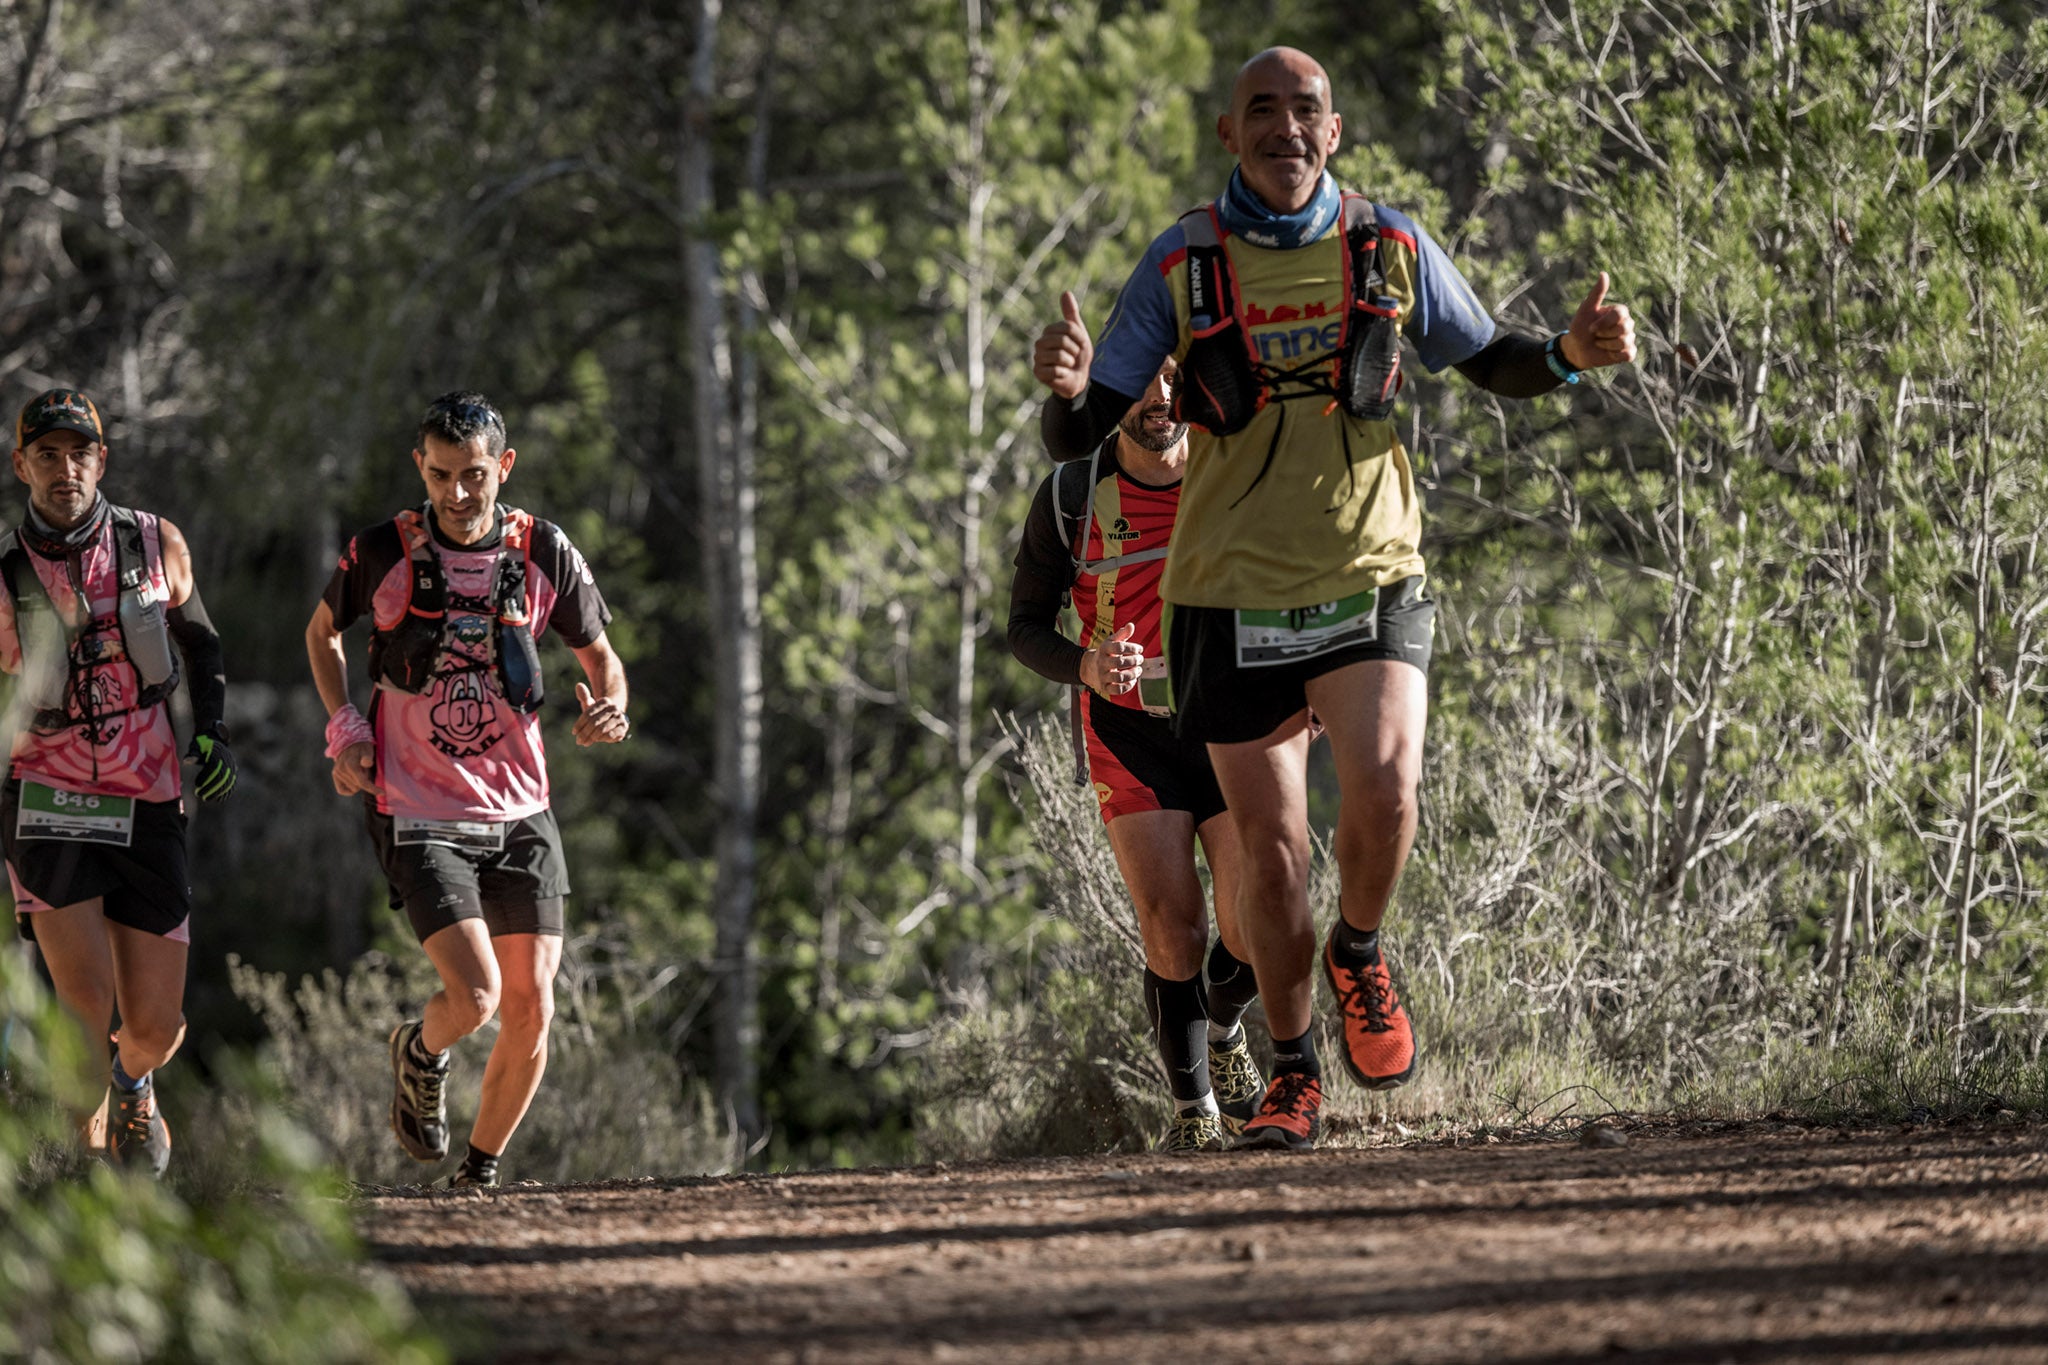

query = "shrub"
[0,949,442,1365]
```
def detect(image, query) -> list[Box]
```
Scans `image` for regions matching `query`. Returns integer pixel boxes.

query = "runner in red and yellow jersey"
[1009,361,1264,1152]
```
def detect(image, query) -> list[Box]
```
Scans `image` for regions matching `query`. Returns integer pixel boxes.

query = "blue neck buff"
[1216,168,1342,250]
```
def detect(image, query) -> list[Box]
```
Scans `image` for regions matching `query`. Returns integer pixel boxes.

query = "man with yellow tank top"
[1034,48,1636,1150]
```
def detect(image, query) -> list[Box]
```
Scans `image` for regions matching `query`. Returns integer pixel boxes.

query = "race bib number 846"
[18,782,136,846]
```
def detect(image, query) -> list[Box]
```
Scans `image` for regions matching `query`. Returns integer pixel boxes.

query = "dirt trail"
[363,1120,2048,1364]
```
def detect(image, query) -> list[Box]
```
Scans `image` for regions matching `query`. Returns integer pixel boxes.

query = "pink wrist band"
[324,705,374,759]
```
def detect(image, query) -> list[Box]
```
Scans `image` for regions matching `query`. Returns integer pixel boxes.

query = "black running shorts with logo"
[1166,576,1436,746]
[2,780,192,943]
[1083,691,1228,827]
[364,803,570,941]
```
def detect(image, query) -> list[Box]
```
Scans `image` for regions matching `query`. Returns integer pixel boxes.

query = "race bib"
[393,816,506,853]
[17,782,135,847]
[1235,588,1380,668]
[1136,656,1172,717]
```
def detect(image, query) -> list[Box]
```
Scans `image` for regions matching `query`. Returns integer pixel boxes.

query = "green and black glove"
[187,721,238,802]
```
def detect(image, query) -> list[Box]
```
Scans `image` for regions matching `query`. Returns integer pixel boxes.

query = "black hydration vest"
[0,506,179,738]
[368,505,545,714]
[1173,194,1405,437]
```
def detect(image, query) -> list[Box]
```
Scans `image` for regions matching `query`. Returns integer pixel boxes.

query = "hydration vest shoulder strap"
[393,506,446,621]
[0,527,27,611]
[495,508,535,625]
[1177,203,1238,333]
[109,506,148,589]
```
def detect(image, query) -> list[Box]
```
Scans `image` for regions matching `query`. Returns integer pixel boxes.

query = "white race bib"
[392,817,506,853]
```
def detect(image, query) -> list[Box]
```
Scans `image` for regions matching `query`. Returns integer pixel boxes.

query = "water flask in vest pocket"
[1340,295,1404,422]
[495,621,545,714]
[118,580,177,689]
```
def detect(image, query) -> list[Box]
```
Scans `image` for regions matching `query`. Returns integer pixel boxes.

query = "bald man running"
[1034,48,1635,1150]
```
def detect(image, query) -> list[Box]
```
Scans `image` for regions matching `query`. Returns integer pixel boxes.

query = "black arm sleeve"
[167,587,227,737]
[1007,470,1086,686]
[1039,381,1139,461]
[1451,328,1567,399]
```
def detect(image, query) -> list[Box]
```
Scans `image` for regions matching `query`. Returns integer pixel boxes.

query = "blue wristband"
[1544,333,1582,384]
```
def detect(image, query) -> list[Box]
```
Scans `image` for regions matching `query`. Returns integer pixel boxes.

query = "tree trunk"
[682,0,764,1161]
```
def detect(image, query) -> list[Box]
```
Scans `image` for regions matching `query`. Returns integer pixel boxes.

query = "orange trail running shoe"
[1323,928,1417,1089]
[1234,1071,1322,1152]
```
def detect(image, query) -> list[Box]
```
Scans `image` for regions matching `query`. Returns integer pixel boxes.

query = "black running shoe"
[1208,1026,1265,1132]
[109,1074,172,1178]
[389,1020,452,1162]
[444,1167,500,1190]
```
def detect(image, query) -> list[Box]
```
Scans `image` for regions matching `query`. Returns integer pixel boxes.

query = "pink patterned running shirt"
[322,507,610,822]
[0,511,181,801]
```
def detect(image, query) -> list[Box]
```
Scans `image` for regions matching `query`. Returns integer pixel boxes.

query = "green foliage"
[0,951,442,1364]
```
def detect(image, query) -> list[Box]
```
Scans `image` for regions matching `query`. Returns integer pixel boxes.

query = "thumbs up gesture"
[1560,271,1637,372]
[1033,290,1095,400]
[573,680,630,746]
[1081,621,1141,696]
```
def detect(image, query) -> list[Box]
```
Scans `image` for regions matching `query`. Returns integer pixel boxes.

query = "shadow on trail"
[367,1168,2048,1267]
[454,1248,2048,1361]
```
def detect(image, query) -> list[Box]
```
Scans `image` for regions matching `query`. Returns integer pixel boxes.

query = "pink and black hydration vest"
[0,507,182,801]
[322,505,611,823]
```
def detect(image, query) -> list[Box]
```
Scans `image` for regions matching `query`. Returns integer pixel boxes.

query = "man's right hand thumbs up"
[1033,290,1094,400]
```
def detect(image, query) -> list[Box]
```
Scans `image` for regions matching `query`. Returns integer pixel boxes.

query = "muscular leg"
[469,930,561,1156]
[106,921,187,1077]
[419,918,502,1053]
[1103,809,1208,978]
[22,899,117,1121]
[1303,660,1428,934]
[1194,810,1247,962]
[1206,713,1316,1039]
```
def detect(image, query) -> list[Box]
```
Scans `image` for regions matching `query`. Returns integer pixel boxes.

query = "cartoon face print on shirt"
[425,588,504,760]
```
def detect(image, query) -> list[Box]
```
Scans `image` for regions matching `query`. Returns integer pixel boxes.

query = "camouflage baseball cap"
[16,389,104,447]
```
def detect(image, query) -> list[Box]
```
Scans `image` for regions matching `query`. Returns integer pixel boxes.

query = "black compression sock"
[1204,938,1259,1038]
[1330,919,1382,964]
[1270,1027,1320,1078]
[459,1143,500,1184]
[1143,968,1212,1104]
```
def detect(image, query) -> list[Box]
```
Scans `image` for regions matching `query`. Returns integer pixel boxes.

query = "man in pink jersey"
[1008,360,1262,1153]
[306,391,628,1188]
[3,387,239,1177]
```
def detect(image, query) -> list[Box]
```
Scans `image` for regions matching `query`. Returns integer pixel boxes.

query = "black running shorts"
[1166,576,1436,746]
[3,780,191,942]
[1082,692,1228,827]
[364,803,570,942]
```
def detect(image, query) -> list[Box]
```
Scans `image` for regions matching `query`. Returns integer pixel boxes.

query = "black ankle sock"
[1331,920,1382,963]
[1204,938,1259,1035]
[407,1026,442,1068]
[460,1143,500,1182]
[1143,968,1212,1103]
[1270,1027,1320,1078]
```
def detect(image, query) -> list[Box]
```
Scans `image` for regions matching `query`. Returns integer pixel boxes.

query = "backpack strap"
[1071,438,1170,577]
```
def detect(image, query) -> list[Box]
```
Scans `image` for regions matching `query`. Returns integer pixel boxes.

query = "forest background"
[4,0,2048,1196]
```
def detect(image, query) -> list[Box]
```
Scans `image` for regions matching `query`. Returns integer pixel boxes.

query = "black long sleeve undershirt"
[1450,328,1567,398]
[167,587,227,736]
[1006,465,1088,685]
[1036,323,1564,459]
[1039,383,1138,463]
